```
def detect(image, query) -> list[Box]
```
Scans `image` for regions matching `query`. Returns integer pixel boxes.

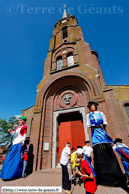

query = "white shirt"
[60,146,70,165]
[11,126,27,145]
[86,111,108,127]
[113,142,128,151]
[83,145,93,157]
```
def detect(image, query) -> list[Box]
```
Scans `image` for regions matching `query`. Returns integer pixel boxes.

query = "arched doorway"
[52,106,89,168]
[37,76,94,169]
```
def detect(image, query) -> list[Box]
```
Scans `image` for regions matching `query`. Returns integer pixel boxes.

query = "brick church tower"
[29,7,129,171]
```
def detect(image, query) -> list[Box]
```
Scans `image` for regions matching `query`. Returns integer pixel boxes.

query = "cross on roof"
[62,5,69,19]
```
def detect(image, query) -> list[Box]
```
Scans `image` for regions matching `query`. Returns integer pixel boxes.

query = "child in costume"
[0,116,27,180]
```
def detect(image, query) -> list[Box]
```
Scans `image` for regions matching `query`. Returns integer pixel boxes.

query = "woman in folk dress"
[86,101,125,186]
[0,116,27,180]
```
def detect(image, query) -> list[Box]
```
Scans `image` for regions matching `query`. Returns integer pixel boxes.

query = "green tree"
[0,116,18,148]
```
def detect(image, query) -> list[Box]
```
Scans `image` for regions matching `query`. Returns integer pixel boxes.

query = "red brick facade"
[29,14,129,171]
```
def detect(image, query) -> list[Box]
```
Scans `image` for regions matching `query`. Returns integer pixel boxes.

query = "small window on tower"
[57,56,63,70]
[125,103,129,117]
[67,53,74,67]
[62,26,68,39]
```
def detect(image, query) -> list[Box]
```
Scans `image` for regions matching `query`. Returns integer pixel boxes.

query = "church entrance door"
[57,112,85,163]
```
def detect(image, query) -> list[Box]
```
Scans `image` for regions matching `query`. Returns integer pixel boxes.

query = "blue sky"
[0,0,129,120]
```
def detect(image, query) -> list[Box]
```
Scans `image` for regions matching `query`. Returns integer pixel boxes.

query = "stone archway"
[36,76,92,169]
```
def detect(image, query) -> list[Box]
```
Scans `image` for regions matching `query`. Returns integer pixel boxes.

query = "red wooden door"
[71,120,85,149]
[58,120,72,163]
[58,114,85,163]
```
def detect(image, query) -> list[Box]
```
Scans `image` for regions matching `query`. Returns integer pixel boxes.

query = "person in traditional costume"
[0,116,27,180]
[83,141,93,164]
[76,148,97,194]
[86,101,125,186]
[113,138,129,185]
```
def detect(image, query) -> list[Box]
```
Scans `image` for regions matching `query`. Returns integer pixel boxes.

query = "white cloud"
[14,115,21,119]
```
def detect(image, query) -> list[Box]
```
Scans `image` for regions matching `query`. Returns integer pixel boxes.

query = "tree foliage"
[0,116,18,148]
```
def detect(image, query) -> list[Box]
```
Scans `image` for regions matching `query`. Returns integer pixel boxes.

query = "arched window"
[67,52,74,67]
[62,26,68,39]
[125,103,129,117]
[57,56,63,70]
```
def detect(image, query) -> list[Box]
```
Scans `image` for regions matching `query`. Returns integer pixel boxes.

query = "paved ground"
[0,168,129,194]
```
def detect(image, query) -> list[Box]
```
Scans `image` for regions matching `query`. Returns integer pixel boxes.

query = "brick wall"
[28,14,129,171]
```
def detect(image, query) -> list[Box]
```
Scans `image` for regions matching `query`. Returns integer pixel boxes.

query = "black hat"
[71,147,75,150]
[87,101,99,109]
[84,141,90,144]
[77,146,83,149]
[114,138,122,144]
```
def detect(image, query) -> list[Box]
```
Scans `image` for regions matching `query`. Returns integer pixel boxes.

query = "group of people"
[60,142,97,194]
[60,101,129,194]
[1,101,129,194]
[0,116,28,180]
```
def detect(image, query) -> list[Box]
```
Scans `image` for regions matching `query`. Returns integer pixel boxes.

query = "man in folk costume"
[83,141,93,164]
[86,101,125,186]
[113,138,129,185]
[0,116,27,180]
